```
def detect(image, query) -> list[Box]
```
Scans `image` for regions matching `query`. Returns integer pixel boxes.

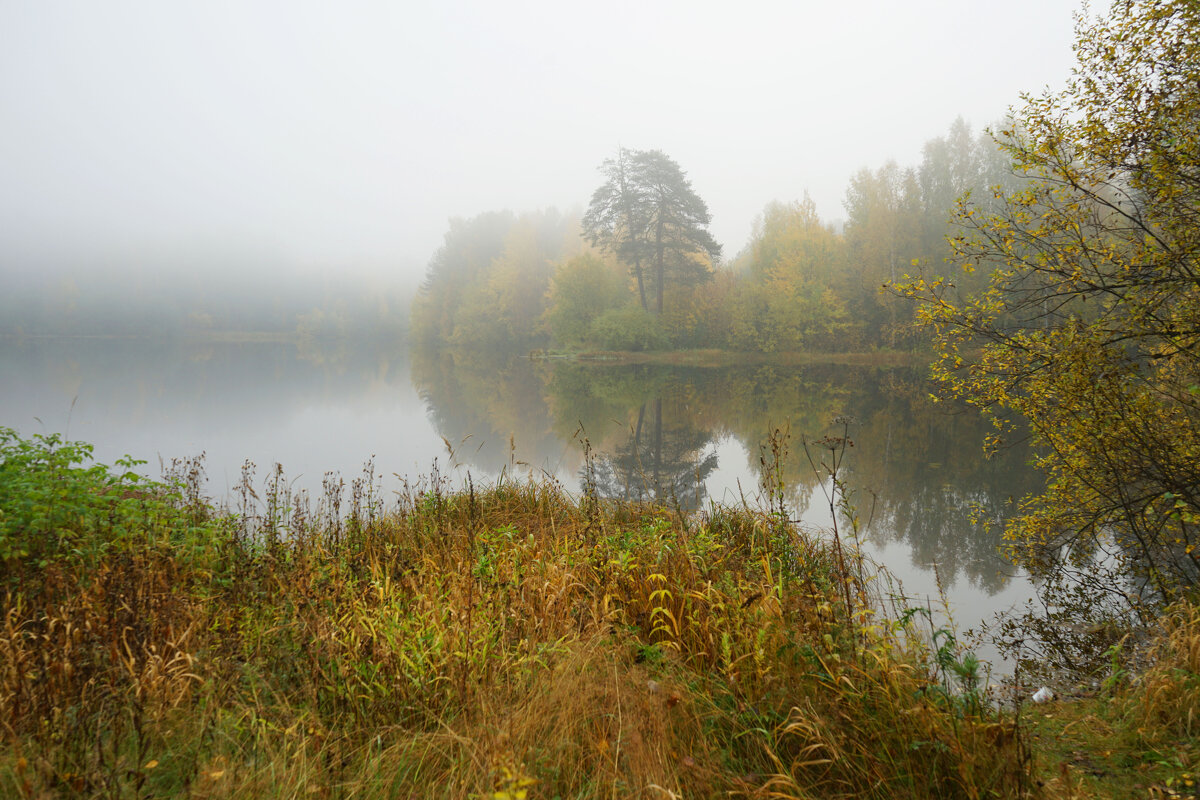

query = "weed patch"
[2,429,1186,797]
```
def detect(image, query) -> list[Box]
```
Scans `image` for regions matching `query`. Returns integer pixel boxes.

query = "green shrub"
[588,305,668,351]
[0,427,218,577]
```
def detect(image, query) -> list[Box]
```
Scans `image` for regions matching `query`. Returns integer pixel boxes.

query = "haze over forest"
[2,0,1080,304]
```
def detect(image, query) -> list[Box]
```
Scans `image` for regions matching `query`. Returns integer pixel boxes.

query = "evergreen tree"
[583,148,721,315]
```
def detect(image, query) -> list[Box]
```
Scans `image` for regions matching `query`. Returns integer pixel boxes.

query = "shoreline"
[531,347,929,367]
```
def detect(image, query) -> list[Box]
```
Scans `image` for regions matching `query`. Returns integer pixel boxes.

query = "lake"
[0,337,1042,668]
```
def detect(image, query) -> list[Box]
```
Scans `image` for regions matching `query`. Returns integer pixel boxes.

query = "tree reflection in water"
[0,340,1040,596]
[588,399,719,509]
[410,349,1042,594]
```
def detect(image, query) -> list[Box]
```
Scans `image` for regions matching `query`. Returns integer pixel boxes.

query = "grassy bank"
[530,348,926,368]
[0,429,1195,798]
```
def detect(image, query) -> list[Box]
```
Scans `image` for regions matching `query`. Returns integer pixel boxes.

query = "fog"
[2,0,1080,286]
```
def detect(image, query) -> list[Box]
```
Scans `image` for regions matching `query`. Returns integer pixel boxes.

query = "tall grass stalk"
[0,426,1139,798]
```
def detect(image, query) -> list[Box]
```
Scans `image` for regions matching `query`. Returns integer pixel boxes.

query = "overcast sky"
[1,0,1083,283]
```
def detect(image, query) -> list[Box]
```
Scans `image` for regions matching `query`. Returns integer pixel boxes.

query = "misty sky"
[1,0,1082,283]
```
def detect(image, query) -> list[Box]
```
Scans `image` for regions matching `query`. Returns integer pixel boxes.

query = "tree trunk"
[652,398,663,497]
[655,219,665,315]
[632,403,646,501]
[618,150,649,312]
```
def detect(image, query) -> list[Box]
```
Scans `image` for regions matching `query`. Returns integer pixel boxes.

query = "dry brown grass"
[0,430,1126,799]
[1123,602,1200,743]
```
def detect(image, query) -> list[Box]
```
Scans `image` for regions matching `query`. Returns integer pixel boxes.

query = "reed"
[2,426,1179,798]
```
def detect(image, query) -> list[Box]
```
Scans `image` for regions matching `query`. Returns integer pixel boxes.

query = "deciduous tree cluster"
[410,129,1010,353]
[899,0,1200,596]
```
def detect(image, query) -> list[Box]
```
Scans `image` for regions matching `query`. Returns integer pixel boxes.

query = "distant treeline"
[0,264,411,342]
[412,118,1021,353]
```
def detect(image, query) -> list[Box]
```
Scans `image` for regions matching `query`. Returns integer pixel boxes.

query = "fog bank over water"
[2,1,1081,285]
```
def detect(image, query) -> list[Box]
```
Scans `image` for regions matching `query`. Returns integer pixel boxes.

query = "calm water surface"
[1,338,1043,667]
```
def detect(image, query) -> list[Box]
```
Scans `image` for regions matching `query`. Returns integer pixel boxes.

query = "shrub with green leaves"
[0,427,215,577]
[587,305,668,351]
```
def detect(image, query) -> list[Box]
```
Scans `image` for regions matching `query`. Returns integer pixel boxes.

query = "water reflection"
[0,337,440,492]
[412,350,1043,595]
[586,399,719,509]
[0,339,1041,600]
[411,348,579,476]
